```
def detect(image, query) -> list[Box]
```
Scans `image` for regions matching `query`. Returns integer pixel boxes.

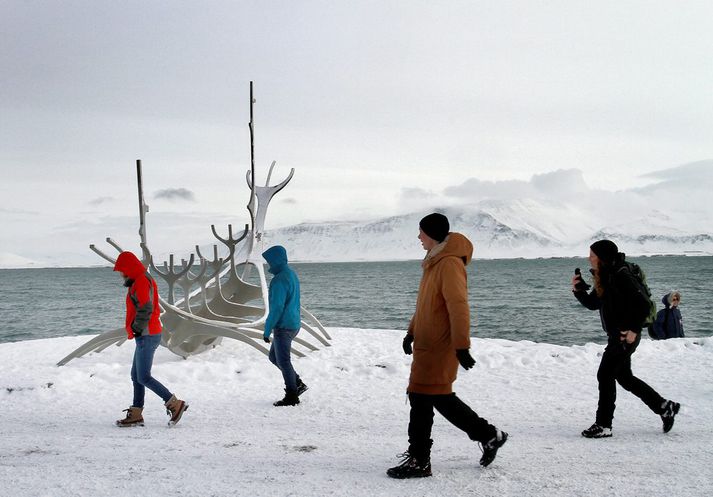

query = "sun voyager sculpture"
[58,82,331,366]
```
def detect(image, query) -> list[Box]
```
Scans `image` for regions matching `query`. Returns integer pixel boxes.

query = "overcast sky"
[1,1,712,265]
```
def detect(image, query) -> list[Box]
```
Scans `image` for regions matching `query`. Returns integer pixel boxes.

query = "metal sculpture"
[57,83,331,366]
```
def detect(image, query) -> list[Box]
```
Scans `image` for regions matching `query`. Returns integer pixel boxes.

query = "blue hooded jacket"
[651,293,684,339]
[262,245,301,338]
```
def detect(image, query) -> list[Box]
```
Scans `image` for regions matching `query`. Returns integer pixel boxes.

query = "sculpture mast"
[136,159,151,265]
[247,81,257,241]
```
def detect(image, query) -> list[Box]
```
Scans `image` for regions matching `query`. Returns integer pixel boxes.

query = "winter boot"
[116,406,144,427]
[581,423,612,438]
[480,429,508,467]
[386,452,432,479]
[273,389,300,406]
[661,400,680,433]
[164,395,188,427]
[296,377,309,397]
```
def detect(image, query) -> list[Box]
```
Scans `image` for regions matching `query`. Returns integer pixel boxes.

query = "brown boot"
[116,406,144,427]
[164,395,188,427]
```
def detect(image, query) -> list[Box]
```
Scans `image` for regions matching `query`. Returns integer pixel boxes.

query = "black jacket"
[574,259,651,337]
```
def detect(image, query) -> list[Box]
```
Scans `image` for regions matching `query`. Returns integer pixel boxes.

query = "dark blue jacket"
[262,246,301,338]
[651,294,684,339]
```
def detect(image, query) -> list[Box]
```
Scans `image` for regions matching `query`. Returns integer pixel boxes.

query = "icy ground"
[1,328,711,497]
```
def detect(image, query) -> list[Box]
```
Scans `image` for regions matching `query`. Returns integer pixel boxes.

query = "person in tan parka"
[387,213,508,479]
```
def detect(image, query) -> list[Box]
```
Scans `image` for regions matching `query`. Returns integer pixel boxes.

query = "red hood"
[113,252,146,279]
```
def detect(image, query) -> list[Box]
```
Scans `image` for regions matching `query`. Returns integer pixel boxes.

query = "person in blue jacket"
[651,291,684,339]
[262,245,308,406]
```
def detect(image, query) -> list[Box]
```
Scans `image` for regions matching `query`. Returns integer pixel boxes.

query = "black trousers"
[408,392,495,461]
[595,335,665,428]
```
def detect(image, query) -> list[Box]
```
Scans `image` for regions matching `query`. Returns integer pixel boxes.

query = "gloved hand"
[573,268,591,292]
[131,324,143,337]
[263,334,271,343]
[456,349,476,370]
[402,334,414,355]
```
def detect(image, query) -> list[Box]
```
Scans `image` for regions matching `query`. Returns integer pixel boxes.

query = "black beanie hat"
[419,213,450,242]
[590,239,619,264]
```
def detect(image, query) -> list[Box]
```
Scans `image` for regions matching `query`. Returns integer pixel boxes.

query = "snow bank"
[1,329,711,497]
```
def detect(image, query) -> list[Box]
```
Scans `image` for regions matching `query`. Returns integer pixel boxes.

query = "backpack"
[618,261,657,330]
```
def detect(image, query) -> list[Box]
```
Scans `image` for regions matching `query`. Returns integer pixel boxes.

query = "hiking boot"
[661,400,680,433]
[480,429,508,467]
[274,389,300,407]
[164,395,188,427]
[296,378,309,397]
[581,423,612,438]
[116,406,144,427]
[386,452,432,479]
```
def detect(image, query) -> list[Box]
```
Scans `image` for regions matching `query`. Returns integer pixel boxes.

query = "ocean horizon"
[2,256,711,346]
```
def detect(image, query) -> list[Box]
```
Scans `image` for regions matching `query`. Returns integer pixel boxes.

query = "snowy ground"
[1,328,711,497]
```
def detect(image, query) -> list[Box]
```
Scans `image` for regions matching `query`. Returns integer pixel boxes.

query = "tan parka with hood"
[407,232,473,395]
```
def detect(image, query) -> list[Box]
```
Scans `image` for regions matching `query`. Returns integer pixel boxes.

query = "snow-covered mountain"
[262,202,713,261]
[3,161,712,268]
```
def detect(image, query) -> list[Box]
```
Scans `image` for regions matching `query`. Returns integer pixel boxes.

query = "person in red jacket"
[113,251,188,427]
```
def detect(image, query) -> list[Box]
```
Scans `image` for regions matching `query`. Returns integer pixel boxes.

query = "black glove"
[574,268,591,292]
[131,324,143,337]
[402,334,414,355]
[456,349,476,370]
[263,335,271,343]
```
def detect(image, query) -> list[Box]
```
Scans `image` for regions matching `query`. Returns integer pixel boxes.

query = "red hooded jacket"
[113,252,162,339]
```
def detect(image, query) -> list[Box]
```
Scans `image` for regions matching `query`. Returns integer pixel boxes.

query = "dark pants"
[131,334,172,407]
[408,392,496,462]
[268,328,299,391]
[595,335,665,428]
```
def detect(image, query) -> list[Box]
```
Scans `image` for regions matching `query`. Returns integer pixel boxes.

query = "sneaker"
[581,423,612,438]
[296,379,309,397]
[386,452,432,479]
[116,406,144,427]
[480,429,508,467]
[661,400,680,433]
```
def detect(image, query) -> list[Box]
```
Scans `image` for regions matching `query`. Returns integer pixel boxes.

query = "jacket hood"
[424,232,473,268]
[262,245,288,274]
[113,251,146,279]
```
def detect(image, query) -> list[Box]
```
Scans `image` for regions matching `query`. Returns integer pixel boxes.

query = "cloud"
[88,196,115,206]
[444,178,532,200]
[639,160,713,184]
[397,187,439,213]
[531,169,590,195]
[0,207,39,216]
[444,169,591,201]
[281,198,297,205]
[154,188,196,202]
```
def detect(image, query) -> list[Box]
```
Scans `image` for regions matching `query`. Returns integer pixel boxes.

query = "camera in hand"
[574,268,591,291]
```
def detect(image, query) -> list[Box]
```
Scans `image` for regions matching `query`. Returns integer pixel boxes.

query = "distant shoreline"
[2,252,711,270]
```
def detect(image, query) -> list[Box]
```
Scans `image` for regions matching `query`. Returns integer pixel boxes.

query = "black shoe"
[273,389,300,407]
[480,429,508,467]
[296,379,309,397]
[661,400,680,433]
[386,452,432,479]
[581,423,612,438]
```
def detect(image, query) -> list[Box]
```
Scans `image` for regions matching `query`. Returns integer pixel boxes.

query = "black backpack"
[618,261,657,330]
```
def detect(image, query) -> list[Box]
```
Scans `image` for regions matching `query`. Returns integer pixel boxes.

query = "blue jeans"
[268,328,299,391]
[131,334,172,407]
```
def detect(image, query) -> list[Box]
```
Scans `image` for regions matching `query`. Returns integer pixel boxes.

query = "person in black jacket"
[651,291,684,339]
[572,240,680,438]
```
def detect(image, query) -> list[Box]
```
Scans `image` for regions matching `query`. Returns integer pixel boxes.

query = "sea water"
[1,256,710,346]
